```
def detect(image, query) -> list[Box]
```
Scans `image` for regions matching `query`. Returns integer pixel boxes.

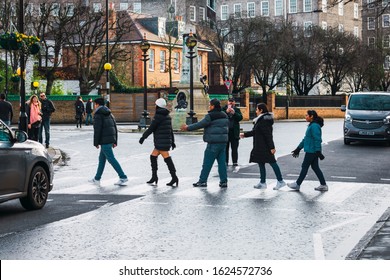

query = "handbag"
[32,120,42,128]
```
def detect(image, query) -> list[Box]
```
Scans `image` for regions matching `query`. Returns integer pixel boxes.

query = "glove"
[172,143,176,150]
[139,137,145,144]
[316,151,325,160]
[291,147,301,158]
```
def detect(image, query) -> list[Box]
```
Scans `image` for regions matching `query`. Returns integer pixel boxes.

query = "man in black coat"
[89,98,128,187]
[38,92,55,148]
[0,93,13,126]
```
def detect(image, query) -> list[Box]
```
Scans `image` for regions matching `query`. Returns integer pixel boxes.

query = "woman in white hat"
[139,98,178,187]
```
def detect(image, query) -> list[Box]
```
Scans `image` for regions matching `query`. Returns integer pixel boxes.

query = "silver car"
[0,120,53,210]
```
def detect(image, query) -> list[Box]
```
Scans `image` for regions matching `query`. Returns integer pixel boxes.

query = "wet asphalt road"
[0,120,389,260]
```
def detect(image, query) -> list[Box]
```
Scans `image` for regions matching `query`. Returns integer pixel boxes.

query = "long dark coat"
[244,113,276,163]
[142,107,174,151]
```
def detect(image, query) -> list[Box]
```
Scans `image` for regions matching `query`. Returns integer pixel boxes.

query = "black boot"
[146,155,158,184]
[164,156,179,187]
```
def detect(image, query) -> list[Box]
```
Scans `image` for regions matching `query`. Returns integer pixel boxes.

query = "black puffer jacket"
[244,113,276,164]
[142,107,174,151]
[93,106,117,146]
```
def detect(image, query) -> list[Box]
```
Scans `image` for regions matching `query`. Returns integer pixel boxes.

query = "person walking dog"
[240,103,286,190]
[288,110,328,192]
[89,98,128,187]
[139,98,178,187]
[181,98,229,188]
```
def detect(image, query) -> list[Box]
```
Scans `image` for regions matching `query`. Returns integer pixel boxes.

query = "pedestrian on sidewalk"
[0,93,13,126]
[85,98,93,126]
[240,103,286,190]
[288,110,328,192]
[38,92,55,148]
[89,98,128,187]
[139,98,178,187]
[26,95,42,141]
[222,97,243,167]
[74,96,85,128]
[181,98,229,188]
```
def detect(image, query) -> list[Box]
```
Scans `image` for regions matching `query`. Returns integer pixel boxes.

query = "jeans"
[39,118,51,145]
[94,143,127,181]
[296,153,326,186]
[226,137,239,165]
[258,162,283,183]
[85,113,93,125]
[199,143,227,183]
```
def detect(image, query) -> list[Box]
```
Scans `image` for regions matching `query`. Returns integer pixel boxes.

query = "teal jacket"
[298,122,323,153]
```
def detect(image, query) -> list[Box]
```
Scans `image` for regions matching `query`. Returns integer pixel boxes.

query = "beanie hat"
[209,98,221,108]
[155,98,167,108]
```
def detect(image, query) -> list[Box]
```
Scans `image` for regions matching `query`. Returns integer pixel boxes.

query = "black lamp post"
[105,0,110,96]
[18,0,27,132]
[185,31,198,125]
[139,34,150,129]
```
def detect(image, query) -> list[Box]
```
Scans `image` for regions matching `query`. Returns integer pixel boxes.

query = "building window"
[384,35,390,48]
[149,49,155,71]
[322,0,327,13]
[198,54,203,76]
[322,21,328,30]
[221,5,228,20]
[368,0,375,9]
[120,3,129,11]
[384,55,390,69]
[190,6,196,21]
[234,4,242,18]
[93,3,102,13]
[304,21,313,37]
[383,0,390,7]
[261,1,269,16]
[338,24,344,33]
[368,17,375,30]
[275,0,283,16]
[174,52,180,72]
[133,2,141,13]
[304,0,312,12]
[247,2,255,18]
[160,50,166,72]
[354,26,359,38]
[199,7,206,21]
[39,3,46,16]
[354,3,358,19]
[368,37,375,48]
[383,15,390,27]
[66,3,74,16]
[338,1,343,16]
[52,3,60,16]
[290,0,297,13]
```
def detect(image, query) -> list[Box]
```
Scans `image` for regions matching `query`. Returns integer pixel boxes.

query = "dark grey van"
[341,92,390,145]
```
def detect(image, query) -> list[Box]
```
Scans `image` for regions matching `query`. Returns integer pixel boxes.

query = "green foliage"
[51,81,66,95]
[110,71,143,93]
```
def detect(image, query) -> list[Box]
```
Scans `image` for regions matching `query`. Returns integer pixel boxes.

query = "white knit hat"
[155,98,167,108]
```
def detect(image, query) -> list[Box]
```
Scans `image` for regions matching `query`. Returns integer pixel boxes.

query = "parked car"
[341,92,390,145]
[0,120,54,210]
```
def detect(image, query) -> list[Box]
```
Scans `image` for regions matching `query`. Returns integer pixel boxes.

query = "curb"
[345,207,390,260]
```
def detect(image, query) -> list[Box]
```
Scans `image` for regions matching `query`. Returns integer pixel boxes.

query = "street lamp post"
[18,0,27,132]
[105,0,110,96]
[185,31,198,125]
[139,34,150,129]
[104,62,112,95]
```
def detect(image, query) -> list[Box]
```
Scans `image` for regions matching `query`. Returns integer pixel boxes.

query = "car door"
[0,123,26,195]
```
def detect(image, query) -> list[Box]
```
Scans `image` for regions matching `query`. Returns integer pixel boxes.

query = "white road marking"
[380,178,390,181]
[331,176,357,179]
[77,200,108,203]
[317,182,364,203]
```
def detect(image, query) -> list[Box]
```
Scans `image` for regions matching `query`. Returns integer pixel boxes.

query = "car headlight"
[384,116,390,124]
[345,114,352,123]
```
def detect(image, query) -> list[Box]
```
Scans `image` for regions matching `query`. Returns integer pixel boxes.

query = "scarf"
[30,102,42,124]
[252,113,266,124]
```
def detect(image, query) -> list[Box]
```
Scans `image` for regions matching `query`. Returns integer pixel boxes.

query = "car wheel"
[344,138,351,145]
[20,166,49,210]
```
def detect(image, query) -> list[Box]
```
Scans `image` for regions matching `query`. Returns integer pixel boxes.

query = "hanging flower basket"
[29,43,41,55]
[0,33,22,50]
[10,75,20,83]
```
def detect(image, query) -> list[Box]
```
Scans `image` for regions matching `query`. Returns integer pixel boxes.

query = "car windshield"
[0,122,11,142]
[348,94,390,110]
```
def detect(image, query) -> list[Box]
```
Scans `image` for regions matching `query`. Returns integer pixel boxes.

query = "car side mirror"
[14,130,28,143]
[340,105,346,112]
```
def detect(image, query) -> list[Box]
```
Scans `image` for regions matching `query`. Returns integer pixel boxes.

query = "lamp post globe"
[139,34,151,129]
[104,62,112,71]
[185,31,198,125]
[33,81,39,88]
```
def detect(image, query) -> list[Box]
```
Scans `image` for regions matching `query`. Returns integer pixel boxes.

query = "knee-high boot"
[164,156,179,187]
[146,155,158,184]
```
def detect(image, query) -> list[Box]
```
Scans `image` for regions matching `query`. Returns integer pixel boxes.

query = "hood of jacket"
[253,112,274,125]
[95,106,111,116]
[156,107,170,116]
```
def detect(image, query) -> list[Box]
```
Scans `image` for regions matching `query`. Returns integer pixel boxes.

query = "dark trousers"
[226,138,239,165]
[28,126,40,141]
[39,118,51,145]
[297,153,326,186]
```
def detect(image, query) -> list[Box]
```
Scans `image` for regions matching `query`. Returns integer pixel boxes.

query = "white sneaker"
[254,182,267,189]
[314,184,328,191]
[88,178,100,187]
[273,180,286,190]
[115,178,128,186]
[287,182,300,191]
